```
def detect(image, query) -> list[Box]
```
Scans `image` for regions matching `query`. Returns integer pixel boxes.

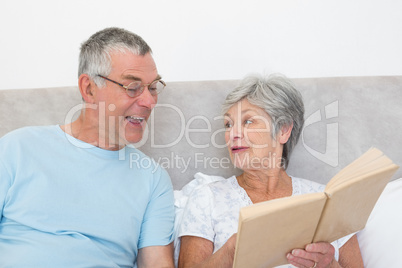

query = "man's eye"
[244,119,253,125]
[148,81,160,91]
[128,84,141,92]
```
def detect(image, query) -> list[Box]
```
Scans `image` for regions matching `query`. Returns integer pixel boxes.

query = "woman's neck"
[237,168,293,203]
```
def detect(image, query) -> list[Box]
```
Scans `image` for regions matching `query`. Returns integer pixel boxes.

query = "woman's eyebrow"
[224,113,232,118]
[224,109,254,118]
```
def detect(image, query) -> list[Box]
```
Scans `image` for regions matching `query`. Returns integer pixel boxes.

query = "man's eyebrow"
[122,74,162,82]
[121,74,141,81]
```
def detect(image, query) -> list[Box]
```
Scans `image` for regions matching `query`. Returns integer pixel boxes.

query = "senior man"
[0,27,174,267]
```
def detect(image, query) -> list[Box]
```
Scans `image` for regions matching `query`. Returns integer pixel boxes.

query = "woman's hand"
[286,242,339,268]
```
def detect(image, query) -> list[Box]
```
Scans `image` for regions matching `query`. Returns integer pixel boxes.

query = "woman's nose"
[230,124,243,140]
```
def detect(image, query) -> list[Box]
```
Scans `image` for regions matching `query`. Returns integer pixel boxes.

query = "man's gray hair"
[78,27,152,87]
[222,74,305,169]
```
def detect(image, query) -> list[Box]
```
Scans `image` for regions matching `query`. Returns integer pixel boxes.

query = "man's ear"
[78,74,96,103]
[278,123,293,145]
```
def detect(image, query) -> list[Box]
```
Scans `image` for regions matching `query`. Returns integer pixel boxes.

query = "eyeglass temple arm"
[97,75,125,88]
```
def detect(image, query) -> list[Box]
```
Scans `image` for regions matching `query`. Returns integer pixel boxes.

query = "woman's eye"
[244,119,253,125]
[224,122,232,129]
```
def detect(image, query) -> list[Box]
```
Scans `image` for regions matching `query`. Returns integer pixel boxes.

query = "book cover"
[233,148,399,268]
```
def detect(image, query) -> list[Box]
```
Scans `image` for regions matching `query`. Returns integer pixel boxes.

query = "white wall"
[1,0,401,90]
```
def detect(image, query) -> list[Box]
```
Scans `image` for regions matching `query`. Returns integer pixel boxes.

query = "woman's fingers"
[287,242,335,268]
[287,249,319,268]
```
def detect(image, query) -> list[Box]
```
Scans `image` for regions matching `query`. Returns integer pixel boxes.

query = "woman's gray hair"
[222,74,304,169]
[78,27,152,87]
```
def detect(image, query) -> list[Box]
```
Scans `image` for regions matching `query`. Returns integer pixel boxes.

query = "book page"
[326,147,384,189]
[326,155,394,191]
[313,164,398,243]
[233,192,327,268]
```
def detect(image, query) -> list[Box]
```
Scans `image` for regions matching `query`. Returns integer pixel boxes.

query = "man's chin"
[121,134,145,146]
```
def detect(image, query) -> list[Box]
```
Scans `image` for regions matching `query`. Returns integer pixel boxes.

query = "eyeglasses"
[97,75,166,98]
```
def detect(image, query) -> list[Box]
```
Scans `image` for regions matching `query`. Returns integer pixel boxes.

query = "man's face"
[94,51,159,148]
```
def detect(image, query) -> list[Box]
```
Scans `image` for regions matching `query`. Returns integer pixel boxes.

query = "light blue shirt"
[0,125,174,268]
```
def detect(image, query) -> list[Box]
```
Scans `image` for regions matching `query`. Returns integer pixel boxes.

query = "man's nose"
[137,87,157,109]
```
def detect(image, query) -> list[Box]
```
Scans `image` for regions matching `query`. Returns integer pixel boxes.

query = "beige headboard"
[1,76,401,189]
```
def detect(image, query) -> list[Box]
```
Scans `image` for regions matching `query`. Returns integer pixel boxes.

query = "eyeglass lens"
[126,81,164,97]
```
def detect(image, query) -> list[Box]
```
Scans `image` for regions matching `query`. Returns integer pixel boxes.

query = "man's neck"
[60,115,125,151]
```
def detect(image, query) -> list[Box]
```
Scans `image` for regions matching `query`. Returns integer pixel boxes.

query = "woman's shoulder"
[174,173,229,204]
[181,172,234,191]
[291,176,326,195]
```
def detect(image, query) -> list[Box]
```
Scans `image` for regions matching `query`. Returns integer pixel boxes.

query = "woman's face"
[224,99,284,171]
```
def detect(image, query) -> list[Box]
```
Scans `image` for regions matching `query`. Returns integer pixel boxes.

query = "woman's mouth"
[231,146,248,153]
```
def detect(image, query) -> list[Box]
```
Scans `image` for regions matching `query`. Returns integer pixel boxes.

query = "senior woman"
[176,74,363,268]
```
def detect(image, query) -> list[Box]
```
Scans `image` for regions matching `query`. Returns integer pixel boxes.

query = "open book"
[233,148,399,268]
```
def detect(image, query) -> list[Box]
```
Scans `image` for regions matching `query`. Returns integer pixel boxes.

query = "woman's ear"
[78,74,96,103]
[278,123,293,144]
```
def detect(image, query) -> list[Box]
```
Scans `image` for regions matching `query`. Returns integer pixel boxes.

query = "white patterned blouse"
[174,173,352,268]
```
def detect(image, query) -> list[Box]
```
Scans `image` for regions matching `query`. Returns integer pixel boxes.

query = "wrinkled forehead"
[225,99,270,118]
[109,51,158,82]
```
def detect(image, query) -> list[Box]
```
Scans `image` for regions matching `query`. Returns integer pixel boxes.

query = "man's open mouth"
[126,116,145,124]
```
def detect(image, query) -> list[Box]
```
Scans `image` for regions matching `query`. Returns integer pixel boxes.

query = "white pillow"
[357,177,402,267]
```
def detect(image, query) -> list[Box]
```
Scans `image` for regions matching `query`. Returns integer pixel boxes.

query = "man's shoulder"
[123,146,171,179]
[0,126,60,165]
[122,146,158,167]
[0,125,58,143]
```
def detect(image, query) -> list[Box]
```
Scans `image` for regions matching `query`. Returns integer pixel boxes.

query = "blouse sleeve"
[177,185,215,242]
